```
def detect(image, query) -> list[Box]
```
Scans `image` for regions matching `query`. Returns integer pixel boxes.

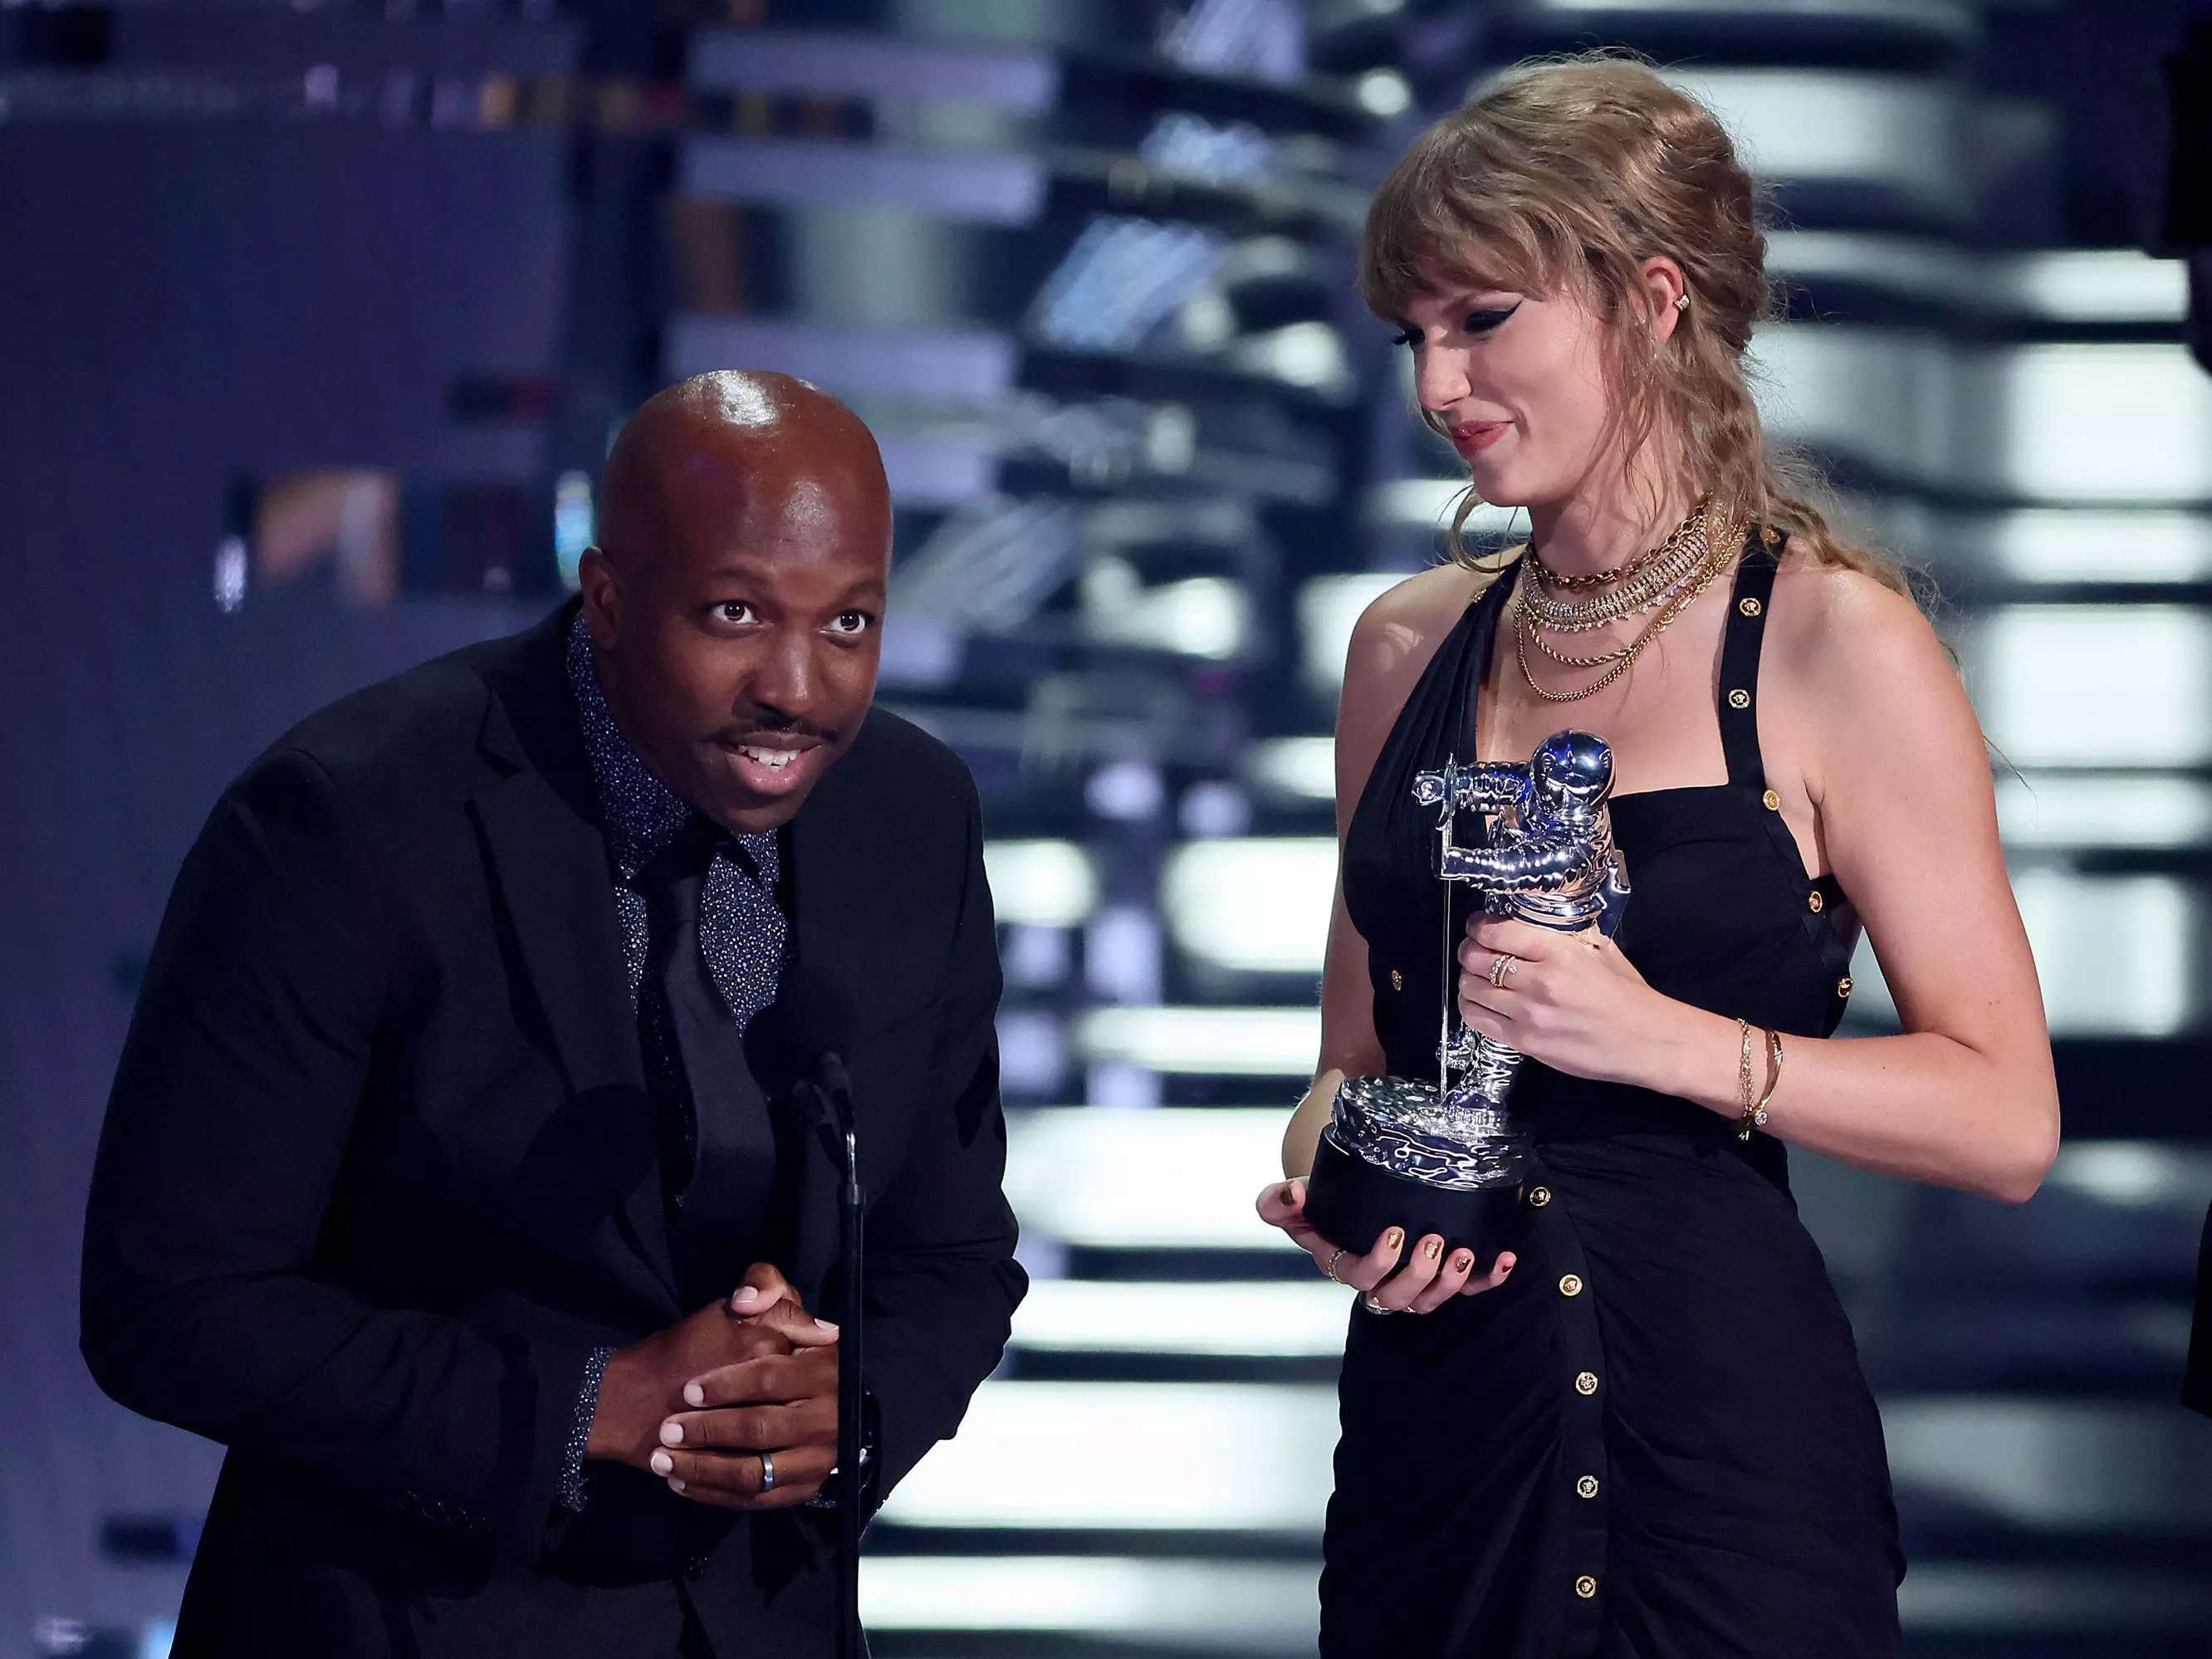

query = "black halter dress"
[1324,543,1903,1657]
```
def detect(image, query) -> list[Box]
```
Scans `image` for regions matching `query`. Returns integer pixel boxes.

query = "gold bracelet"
[1757,1029,1784,1119]
[1735,1019,1755,1138]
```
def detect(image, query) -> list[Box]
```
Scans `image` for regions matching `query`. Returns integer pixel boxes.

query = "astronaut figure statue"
[1302,730,1629,1263]
[1428,732,1631,1118]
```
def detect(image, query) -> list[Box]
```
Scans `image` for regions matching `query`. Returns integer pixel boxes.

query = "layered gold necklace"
[1512,496,1738,702]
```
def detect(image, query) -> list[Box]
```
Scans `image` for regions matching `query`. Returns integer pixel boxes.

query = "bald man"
[82,373,1026,1657]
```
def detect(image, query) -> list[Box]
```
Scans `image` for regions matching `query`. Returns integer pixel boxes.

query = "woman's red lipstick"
[1451,422,1510,456]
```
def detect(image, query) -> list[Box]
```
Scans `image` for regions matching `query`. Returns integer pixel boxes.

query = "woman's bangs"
[1363,195,1544,321]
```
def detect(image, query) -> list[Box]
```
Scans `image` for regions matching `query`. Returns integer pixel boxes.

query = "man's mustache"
[715,719,837,746]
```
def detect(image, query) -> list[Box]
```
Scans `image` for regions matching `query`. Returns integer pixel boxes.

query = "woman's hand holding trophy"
[1257,729,1628,1316]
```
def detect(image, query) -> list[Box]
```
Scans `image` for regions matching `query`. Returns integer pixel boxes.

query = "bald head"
[578,371,893,834]
[596,370,888,575]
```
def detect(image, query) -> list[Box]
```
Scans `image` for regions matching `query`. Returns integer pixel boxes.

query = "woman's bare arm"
[1457,564,2059,1202]
[1658,566,2059,1197]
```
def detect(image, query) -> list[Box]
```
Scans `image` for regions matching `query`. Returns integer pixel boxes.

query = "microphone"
[781,964,856,1114]
[780,964,865,1659]
[782,967,859,1216]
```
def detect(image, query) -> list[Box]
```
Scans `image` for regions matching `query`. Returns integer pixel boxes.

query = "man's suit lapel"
[470,605,683,1313]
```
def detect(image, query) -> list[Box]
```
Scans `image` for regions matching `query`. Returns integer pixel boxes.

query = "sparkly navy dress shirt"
[557,615,790,1510]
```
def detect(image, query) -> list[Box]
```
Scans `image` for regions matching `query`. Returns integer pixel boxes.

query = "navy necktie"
[635,823,781,1300]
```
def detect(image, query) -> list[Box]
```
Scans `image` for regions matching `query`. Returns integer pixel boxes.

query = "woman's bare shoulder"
[1767,552,1945,689]
[1345,560,1497,697]
[1764,551,1985,784]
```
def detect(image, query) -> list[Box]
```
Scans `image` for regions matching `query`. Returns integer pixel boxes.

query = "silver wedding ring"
[759,1451,776,1493]
[1489,953,1521,988]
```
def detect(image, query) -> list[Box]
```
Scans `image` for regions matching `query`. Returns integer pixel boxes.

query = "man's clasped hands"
[585,1263,839,1510]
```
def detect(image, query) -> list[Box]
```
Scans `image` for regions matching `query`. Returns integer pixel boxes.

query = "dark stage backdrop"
[0,118,571,1647]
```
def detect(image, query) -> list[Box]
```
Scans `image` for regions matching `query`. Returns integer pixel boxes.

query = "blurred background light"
[1084,563,1253,659]
[1987,346,2212,504]
[1003,1108,1291,1249]
[551,470,592,590]
[1353,67,1412,118]
[984,840,1101,928]
[1011,1280,1351,1356]
[1076,1006,1322,1076]
[1995,775,2212,850]
[1243,735,1337,804]
[2004,250,2190,323]
[1970,606,2212,768]
[666,316,1015,405]
[1661,68,1972,219]
[1765,237,2188,324]
[1977,510,2212,585]
[2010,871,2200,1038]
[2049,1143,2212,1210]
[878,1382,1338,1531]
[681,138,1048,223]
[688,32,1061,111]
[1162,836,1334,972]
[861,1557,1320,1648]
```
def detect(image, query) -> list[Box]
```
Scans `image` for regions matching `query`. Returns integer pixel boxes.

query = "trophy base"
[1304,1133,1525,1266]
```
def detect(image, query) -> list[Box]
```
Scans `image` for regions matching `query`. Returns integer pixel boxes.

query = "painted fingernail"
[683,1381,705,1408]
[650,1450,673,1475]
[814,1318,839,1334]
[1423,1236,1443,1261]
[660,1422,683,1446]
[668,1478,686,1494]
[1453,1252,1474,1273]
[732,1286,761,1309]
[1383,1228,1404,1253]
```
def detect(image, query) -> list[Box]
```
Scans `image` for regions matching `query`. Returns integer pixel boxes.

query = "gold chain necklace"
[1518,548,1708,656]
[1530,543,1658,592]
[1521,500,1707,605]
[1518,499,1715,633]
[1512,511,1738,702]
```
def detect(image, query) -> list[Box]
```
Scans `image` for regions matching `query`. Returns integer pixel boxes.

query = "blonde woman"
[1255,58,2059,1657]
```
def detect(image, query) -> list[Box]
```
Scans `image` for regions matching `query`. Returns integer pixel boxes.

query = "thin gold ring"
[1489,953,1520,989]
[1323,1247,1348,1284]
[1360,1293,1402,1316]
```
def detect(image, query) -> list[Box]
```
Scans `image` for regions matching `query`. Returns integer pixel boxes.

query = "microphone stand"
[809,1057,865,1659]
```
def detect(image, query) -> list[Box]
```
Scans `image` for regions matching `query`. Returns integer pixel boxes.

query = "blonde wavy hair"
[1359,52,1914,599]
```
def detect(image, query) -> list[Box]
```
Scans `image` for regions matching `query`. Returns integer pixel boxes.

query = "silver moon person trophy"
[1303,731,1630,1265]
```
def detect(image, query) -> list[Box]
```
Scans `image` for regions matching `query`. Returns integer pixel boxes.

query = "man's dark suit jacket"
[81,601,1027,1657]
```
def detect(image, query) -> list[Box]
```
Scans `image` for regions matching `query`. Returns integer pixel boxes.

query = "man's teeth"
[739,746,796,771]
